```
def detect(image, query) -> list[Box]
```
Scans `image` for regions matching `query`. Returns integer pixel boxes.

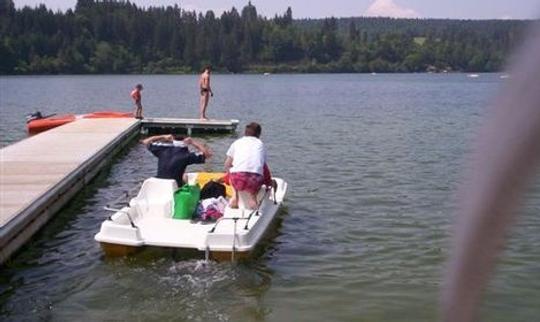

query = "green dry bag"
[173,184,200,219]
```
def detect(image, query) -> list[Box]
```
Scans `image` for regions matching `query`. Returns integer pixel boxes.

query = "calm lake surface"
[1,74,539,321]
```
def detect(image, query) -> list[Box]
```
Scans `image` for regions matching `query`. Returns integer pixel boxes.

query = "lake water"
[1,74,539,321]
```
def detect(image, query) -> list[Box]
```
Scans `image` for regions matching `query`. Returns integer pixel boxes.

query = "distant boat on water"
[467,74,480,78]
[500,74,510,79]
[263,72,271,76]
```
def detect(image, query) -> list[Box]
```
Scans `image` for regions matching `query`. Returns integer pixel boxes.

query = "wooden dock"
[0,118,139,264]
[141,118,239,135]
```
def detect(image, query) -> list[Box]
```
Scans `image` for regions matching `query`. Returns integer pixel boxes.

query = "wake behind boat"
[94,172,287,261]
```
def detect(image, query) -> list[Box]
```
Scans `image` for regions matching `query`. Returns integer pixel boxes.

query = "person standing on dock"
[131,84,143,119]
[199,66,213,120]
[141,134,211,187]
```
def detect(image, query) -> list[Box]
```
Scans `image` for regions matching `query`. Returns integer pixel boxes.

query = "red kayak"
[27,111,134,135]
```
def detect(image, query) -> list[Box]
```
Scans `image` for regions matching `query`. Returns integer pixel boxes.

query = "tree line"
[0,0,531,74]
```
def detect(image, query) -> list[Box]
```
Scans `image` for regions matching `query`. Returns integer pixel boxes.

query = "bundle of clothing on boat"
[194,180,228,222]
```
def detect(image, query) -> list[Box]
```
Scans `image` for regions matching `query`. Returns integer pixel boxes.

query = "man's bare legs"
[229,189,258,209]
[135,102,143,119]
[244,193,258,209]
[199,92,209,120]
[229,188,238,209]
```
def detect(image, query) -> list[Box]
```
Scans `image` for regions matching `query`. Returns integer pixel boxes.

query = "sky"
[13,0,540,20]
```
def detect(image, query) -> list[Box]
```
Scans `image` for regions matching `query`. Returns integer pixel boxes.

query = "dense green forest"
[0,0,532,74]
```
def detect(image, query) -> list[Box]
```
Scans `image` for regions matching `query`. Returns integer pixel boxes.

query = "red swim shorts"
[229,172,263,195]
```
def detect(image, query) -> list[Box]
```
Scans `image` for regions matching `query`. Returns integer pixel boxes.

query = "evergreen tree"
[0,0,530,74]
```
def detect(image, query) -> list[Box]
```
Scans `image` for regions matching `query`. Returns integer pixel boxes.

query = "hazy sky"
[14,0,540,20]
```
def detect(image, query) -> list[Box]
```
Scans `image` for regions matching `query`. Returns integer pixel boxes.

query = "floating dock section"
[142,118,239,135]
[0,117,238,264]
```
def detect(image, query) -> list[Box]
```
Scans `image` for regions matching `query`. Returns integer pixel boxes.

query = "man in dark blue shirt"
[141,134,211,186]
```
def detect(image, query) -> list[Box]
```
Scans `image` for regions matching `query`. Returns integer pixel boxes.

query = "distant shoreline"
[1,1,527,76]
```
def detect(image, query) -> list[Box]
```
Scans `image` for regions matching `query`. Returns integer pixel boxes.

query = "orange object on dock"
[27,111,133,134]
[83,111,133,119]
[27,114,77,134]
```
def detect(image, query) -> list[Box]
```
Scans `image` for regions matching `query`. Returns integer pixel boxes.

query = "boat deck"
[137,217,212,248]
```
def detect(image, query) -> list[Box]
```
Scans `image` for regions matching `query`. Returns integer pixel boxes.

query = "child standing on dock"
[131,84,143,119]
[199,66,213,120]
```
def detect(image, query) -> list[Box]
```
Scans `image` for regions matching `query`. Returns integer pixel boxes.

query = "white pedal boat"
[94,172,287,261]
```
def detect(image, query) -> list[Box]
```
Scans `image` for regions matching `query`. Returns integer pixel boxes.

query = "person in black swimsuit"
[199,65,213,120]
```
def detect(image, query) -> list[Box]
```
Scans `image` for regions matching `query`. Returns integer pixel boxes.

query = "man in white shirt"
[224,122,267,209]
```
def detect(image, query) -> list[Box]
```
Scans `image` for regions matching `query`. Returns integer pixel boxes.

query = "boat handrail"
[205,216,241,261]
[243,188,271,230]
[103,205,138,229]
[210,184,275,233]
[232,217,238,261]
[206,187,272,263]
[208,216,245,233]
[271,179,277,205]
